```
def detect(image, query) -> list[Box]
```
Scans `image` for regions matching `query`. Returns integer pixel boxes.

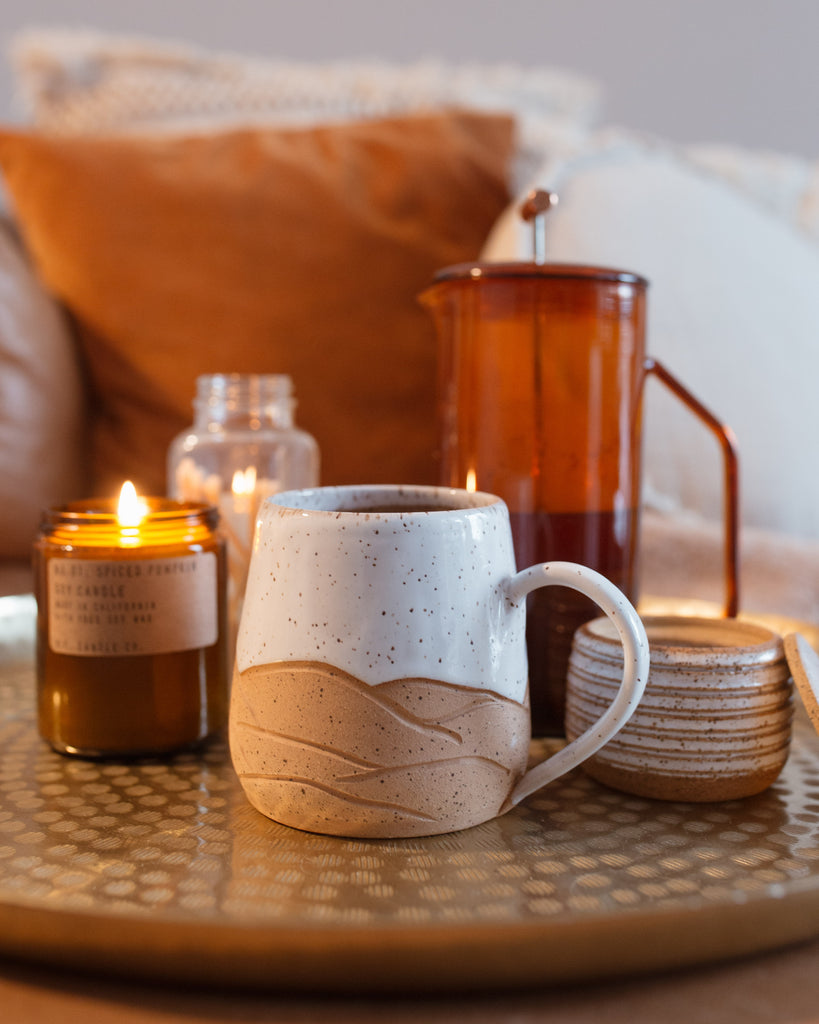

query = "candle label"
[47,554,219,656]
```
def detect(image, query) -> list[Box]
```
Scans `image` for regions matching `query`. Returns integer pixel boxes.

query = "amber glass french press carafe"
[421,191,738,735]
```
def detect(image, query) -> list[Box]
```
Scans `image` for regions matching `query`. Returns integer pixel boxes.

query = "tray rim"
[2,871,819,993]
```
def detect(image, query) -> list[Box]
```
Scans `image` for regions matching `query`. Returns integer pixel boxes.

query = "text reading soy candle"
[34,483,228,757]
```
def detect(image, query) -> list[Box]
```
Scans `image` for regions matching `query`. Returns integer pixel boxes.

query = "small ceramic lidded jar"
[566,616,793,801]
[168,374,320,635]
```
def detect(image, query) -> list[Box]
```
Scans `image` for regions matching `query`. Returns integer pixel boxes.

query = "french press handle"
[644,357,740,618]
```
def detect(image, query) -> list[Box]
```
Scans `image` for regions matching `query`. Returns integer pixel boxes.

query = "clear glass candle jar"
[34,497,228,758]
[167,374,319,639]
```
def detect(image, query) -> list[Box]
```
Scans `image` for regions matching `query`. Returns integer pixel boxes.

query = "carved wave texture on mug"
[230,662,530,836]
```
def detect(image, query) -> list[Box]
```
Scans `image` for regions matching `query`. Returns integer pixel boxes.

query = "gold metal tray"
[3,593,819,994]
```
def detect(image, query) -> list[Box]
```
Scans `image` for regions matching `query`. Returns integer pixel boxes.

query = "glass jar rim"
[41,498,217,526]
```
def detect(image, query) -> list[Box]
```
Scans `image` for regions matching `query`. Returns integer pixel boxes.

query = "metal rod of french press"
[520,189,558,264]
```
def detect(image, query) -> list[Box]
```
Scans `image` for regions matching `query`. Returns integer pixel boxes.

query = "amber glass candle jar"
[33,490,228,758]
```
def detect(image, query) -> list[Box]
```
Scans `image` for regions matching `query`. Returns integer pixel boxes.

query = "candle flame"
[117,480,148,527]
[465,468,477,493]
[231,466,257,496]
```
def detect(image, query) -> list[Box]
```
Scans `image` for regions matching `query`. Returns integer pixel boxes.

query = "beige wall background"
[0,0,814,155]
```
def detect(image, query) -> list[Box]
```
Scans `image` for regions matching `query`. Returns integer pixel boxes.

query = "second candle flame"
[231,466,257,496]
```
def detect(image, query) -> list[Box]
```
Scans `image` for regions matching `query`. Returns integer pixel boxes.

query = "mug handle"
[644,357,740,618]
[501,561,650,810]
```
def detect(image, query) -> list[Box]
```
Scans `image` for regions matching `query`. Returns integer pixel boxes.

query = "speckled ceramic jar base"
[581,758,787,802]
[566,616,793,802]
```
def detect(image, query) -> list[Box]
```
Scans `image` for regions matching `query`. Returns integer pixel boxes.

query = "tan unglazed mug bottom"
[231,661,532,837]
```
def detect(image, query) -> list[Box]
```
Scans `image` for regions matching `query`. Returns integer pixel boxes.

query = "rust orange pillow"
[0,111,514,495]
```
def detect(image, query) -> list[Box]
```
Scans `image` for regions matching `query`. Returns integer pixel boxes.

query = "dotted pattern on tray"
[3,643,819,930]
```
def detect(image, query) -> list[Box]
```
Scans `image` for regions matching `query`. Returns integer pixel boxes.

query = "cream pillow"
[9,27,600,190]
[483,130,819,540]
[685,142,819,242]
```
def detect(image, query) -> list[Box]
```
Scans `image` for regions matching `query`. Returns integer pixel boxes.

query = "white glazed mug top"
[231,485,650,836]
[236,485,520,697]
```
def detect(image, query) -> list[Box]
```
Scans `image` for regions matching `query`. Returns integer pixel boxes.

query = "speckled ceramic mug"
[230,485,649,838]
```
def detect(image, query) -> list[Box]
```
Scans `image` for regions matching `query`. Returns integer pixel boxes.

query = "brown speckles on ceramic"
[237,485,524,699]
[566,616,793,801]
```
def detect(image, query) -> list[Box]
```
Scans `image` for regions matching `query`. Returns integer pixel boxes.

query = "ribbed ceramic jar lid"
[575,614,783,665]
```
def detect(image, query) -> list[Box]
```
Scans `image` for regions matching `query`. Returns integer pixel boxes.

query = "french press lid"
[430,189,649,288]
